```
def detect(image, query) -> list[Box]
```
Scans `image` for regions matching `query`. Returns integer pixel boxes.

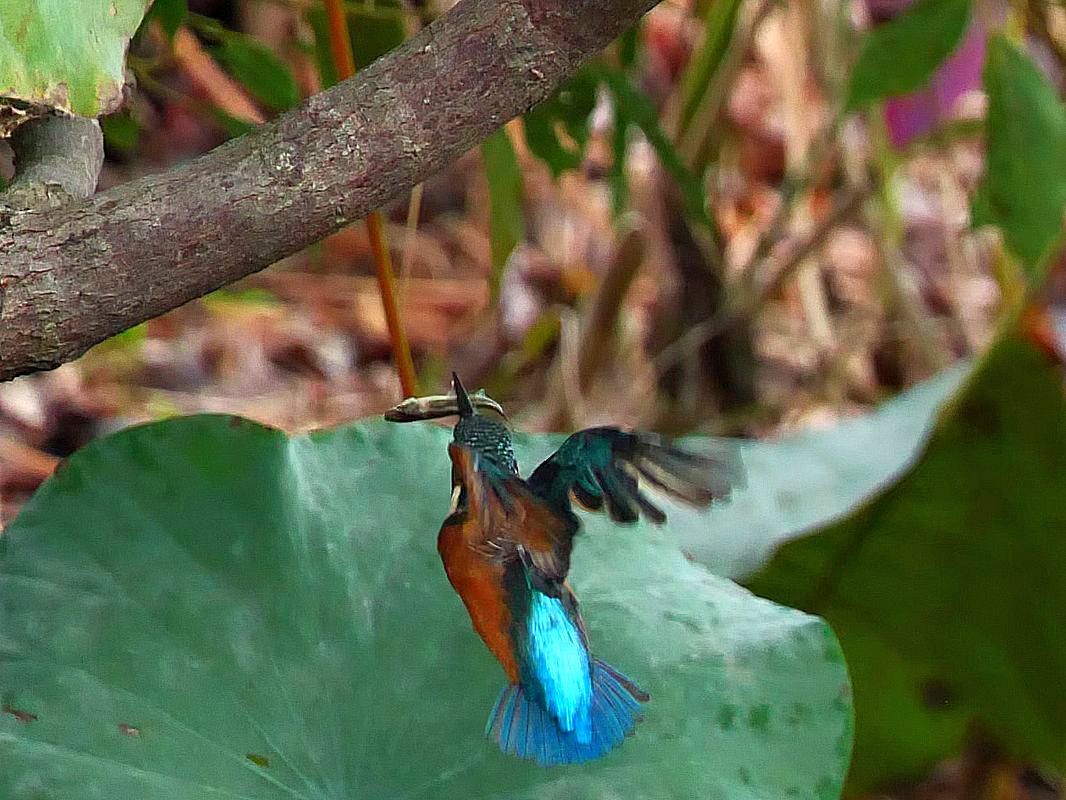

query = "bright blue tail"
[485,659,648,766]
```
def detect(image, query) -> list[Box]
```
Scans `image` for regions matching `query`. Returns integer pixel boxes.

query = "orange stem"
[323,0,356,81]
[322,0,418,397]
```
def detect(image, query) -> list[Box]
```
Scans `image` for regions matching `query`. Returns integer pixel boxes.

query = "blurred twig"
[543,222,645,429]
[652,186,868,378]
[1028,0,1066,74]
[172,26,266,124]
[677,0,776,174]
[322,0,418,397]
[867,111,952,373]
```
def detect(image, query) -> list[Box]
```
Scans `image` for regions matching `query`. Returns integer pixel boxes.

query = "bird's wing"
[526,426,743,526]
[446,443,574,582]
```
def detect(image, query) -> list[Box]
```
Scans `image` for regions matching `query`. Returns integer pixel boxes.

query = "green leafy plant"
[747,330,1066,792]
[482,128,526,299]
[522,63,711,228]
[306,3,406,87]
[0,0,151,116]
[975,36,1066,277]
[142,0,187,41]
[846,0,973,110]
[213,35,299,113]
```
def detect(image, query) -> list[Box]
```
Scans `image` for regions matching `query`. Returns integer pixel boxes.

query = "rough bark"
[7,115,104,204]
[0,0,659,382]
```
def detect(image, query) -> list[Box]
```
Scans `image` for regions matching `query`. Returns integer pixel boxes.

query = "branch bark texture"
[0,0,658,382]
[8,116,104,203]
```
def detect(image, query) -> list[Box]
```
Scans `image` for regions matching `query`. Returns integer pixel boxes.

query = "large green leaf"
[0,417,852,799]
[747,333,1066,791]
[0,0,151,116]
[846,0,972,110]
[976,36,1066,277]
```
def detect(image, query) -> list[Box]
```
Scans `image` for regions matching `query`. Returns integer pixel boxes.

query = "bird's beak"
[452,373,474,418]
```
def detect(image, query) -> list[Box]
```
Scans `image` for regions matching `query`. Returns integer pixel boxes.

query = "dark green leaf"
[746,333,1066,791]
[214,35,298,113]
[305,4,406,89]
[100,112,140,153]
[209,107,255,139]
[481,129,525,300]
[978,36,1066,276]
[522,70,598,178]
[599,66,713,231]
[618,25,640,70]
[675,0,743,137]
[0,418,852,799]
[608,114,630,216]
[349,4,406,69]
[846,0,972,110]
[143,0,187,40]
[305,8,339,88]
[662,363,968,579]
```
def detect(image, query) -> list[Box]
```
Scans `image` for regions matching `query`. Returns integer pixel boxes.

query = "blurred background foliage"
[2,0,1066,798]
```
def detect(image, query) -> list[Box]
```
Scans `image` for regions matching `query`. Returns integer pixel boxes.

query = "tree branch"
[5,115,104,207]
[0,0,658,382]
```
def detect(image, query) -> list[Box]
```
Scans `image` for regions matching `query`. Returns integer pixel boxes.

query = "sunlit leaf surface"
[0,417,851,799]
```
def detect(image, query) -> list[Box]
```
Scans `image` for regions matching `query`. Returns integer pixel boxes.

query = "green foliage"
[142,0,187,41]
[481,129,526,300]
[203,287,279,308]
[846,0,972,110]
[214,34,299,113]
[209,107,255,138]
[0,0,151,116]
[674,0,743,136]
[347,2,405,70]
[0,418,852,799]
[975,36,1066,277]
[597,65,713,231]
[101,112,141,153]
[522,64,711,230]
[523,70,597,178]
[746,333,1066,791]
[306,3,405,89]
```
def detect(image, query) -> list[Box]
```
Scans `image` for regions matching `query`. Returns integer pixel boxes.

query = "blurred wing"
[526,427,742,526]
[447,443,575,582]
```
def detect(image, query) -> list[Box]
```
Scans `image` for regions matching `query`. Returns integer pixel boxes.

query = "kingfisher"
[385,375,739,766]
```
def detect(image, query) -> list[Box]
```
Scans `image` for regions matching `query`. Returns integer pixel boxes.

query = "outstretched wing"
[526,427,742,526]
[445,443,574,583]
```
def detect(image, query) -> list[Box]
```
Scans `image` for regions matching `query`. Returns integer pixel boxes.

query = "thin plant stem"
[323,0,419,396]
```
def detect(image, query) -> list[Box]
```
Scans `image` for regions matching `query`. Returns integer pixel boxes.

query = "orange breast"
[438,518,520,681]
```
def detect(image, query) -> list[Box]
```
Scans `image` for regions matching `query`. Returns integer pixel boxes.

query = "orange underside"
[438,518,520,682]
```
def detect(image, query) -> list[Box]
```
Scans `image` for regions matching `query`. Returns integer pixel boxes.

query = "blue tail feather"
[486,659,647,766]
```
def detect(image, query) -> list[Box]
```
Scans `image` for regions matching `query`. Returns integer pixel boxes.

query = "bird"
[384,374,740,766]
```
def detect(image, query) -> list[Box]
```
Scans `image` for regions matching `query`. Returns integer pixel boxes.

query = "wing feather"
[447,443,574,581]
[528,427,742,528]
